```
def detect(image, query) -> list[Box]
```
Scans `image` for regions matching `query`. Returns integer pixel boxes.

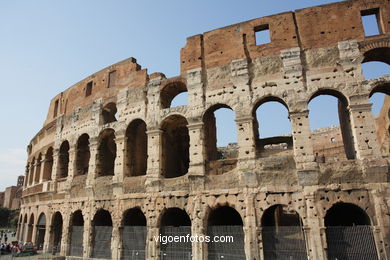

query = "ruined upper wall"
[44,58,148,126]
[180,0,390,76]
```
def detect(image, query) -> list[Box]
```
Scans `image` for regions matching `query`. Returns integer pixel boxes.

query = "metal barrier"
[326,225,378,260]
[207,226,245,260]
[160,226,192,260]
[262,226,308,260]
[69,226,83,257]
[91,226,112,259]
[121,226,147,260]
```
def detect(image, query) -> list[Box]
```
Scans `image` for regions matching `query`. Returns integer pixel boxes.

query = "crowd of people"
[0,230,29,256]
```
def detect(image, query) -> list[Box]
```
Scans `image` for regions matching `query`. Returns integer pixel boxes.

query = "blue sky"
[0,0,388,191]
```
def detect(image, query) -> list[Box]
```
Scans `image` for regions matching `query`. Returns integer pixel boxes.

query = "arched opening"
[309,91,355,162]
[75,134,90,176]
[122,208,147,259]
[363,47,390,65]
[203,105,237,175]
[160,208,191,259]
[69,210,84,257]
[325,203,378,259]
[42,147,53,181]
[125,120,147,177]
[253,98,292,157]
[34,153,42,183]
[370,84,390,157]
[261,205,307,259]
[91,209,112,259]
[28,157,35,186]
[58,141,70,178]
[101,102,118,124]
[35,213,46,250]
[207,206,245,259]
[26,213,34,242]
[96,129,116,177]
[161,115,189,178]
[161,81,188,108]
[51,212,63,254]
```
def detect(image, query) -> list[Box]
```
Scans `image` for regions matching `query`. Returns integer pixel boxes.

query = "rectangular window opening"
[255,24,271,45]
[53,100,59,118]
[108,70,117,88]
[361,9,381,37]
[86,81,93,97]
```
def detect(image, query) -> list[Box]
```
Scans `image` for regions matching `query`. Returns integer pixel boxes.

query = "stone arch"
[308,89,356,161]
[324,202,378,259]
[160,80,188,108]
[50,211,63,253]
[42,147,53,181]
[121,207,147,259]
[101,102,118,124]
[125,119,147,177]
[36,213,46,250]
[159,207,192,259]
[203,104,238,174]
[58,140,70,178]
[75,133,90,176]
[91,209,113,259]
[261,204,308,259]
[161,114,189,178]
[362,45,390,65]
[68,210,84,257]
[252,96,292,157]
[96,129,116,177]
[207,205,245,259]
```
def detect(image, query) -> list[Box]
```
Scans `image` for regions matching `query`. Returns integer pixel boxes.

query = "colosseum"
[17,0,390,259]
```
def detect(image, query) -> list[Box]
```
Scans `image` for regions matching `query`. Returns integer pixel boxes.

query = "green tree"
[0,207,10,227]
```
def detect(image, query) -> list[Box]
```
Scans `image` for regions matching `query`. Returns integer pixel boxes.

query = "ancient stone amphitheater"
[17,0,390,259]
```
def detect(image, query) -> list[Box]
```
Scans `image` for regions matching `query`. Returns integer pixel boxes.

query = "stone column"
[38,153,46,183]
[243,192,260,260]
[51,148,60,181]
[111,217,121,260]
[113,130,126,196]
[31,221,37,244]
[349,102,381,159]
[146,227,160,259]
[60,214,70,255]
[187,121,206,191]
[304,194,326,259]
[289,110,318,185]
[67,147,76,181]
[43,219,51,253]
[82,215,92,259]
[145,129,162,192]
[86,137,99,187]
[192,196,206,259]
[29,161,36,186]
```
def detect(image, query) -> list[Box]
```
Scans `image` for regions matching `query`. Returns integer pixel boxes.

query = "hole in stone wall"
[51,212,63,250]
[309,92,356,162]
[254,99,292,157]
[208,206,243,226]
[255,24,271,45]
[96,129,116,177]
[34,153,42,183]
[161,82,188,108]
[126,119,147,177]
[85,81,93,97]
[204,105,237,175]
[58,141,70,178]
[75,134,90,176]
[108,70,117,88]
[361,9,381,37]
[91,210,112,259]
[102,102,117,124]
[53,99,59,118]
[123,208,146,226]
[161,115,189,178]
[42,147,53,181]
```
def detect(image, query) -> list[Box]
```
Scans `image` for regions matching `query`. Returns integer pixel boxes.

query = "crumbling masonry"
[18,0,390,259]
